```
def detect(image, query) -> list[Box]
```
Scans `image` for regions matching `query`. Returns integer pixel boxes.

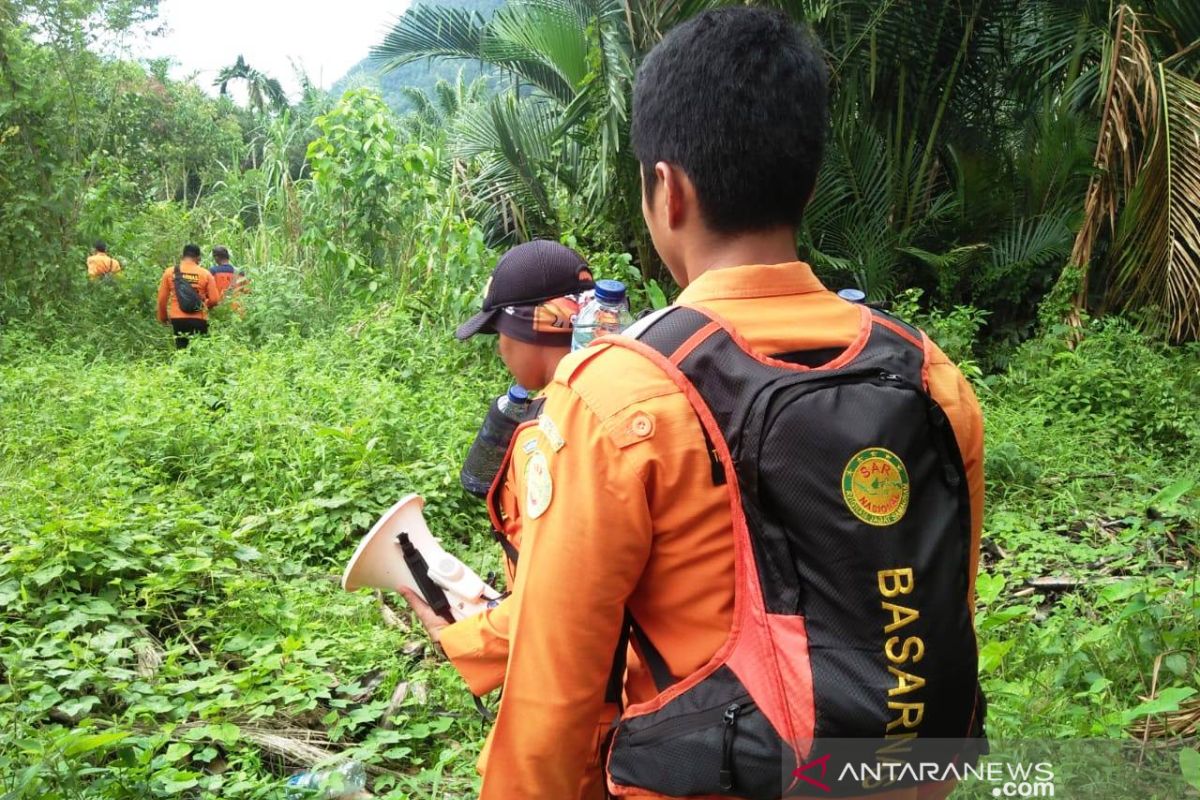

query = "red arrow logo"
[791,753,832,792]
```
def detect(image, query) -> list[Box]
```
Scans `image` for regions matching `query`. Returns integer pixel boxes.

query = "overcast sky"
[137,0,409,99]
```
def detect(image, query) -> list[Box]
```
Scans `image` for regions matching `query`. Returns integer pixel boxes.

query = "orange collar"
[676,262,827,303]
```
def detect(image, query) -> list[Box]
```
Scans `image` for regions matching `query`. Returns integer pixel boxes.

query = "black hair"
[182,243,202,260]
[212,246,231,261]
[631,8,829,234]
[93,240,107,252]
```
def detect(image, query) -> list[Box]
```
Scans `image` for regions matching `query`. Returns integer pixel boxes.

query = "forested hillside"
[330,0,504,113]
[1,0,1198,797]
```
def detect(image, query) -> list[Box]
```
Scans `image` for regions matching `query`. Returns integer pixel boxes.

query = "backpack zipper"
[624,695,754,746]
[719,701,746,791]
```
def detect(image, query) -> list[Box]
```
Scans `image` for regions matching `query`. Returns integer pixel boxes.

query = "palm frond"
[1059,5,1200,339]
[1106,67,1200,340]
[484,0,591,100]
[372,5,489,71]
[451,95,563,235]
[1062,5,1159,330]
[990,214,1074,273]
[1156,0,1200,75]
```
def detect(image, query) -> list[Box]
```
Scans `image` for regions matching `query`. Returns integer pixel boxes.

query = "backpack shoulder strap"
[522,396,548,422]
[851,308,930,390]
[624,305,718,362]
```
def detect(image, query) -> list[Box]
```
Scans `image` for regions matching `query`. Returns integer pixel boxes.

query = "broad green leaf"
[61,730,130,756]
[974,572,1006,605]
[1124,687,1197,720]
[163,742,193,763]
[57,697,100,719]
[1149,476,1196,508]
[978,640,1015,674]
[1181,749,1200,791]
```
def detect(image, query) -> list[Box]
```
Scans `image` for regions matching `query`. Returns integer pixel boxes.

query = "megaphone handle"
[398,533,456,624]
[473,695,496,721]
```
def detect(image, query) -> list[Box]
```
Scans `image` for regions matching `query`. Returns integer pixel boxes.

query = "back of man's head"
[632,8,828,233]
[182,243,202,261]
[212,246,231,263]
[93,240,107,253]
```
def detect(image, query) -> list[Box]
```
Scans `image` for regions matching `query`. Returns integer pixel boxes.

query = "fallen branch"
[173,721,405,779]
[1042,472,1117,485]
[1012,573,1131,599]
[376,590,407,630]
[1025,577,1082,590]
[380,681,409,730]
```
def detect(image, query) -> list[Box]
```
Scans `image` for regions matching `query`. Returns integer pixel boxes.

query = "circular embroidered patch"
[525,450,553,520]
[842,448,910,526]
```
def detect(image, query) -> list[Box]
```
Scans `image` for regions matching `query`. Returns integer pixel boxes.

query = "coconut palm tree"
[1054,4,1200,341]
[215,55,289,115]
[373,0,637,244]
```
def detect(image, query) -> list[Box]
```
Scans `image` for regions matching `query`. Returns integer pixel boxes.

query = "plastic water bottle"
[285,759,367,798]
[572,280,634,352]
[459,385,532,498]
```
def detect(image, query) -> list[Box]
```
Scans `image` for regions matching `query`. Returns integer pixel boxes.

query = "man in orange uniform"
[408,10,983,799]
[156,243,221,349]
[87,241,122,280]
[404,240,608,794]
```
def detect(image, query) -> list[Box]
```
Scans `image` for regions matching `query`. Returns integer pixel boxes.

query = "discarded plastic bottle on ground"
[285,759,367,798]
[460,385,532,498]
[572,279,634,352]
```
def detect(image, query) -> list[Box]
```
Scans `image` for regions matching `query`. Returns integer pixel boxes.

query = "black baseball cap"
[455,240,594,341]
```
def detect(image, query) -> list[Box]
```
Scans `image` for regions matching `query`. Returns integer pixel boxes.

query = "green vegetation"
[1,0,1198,798]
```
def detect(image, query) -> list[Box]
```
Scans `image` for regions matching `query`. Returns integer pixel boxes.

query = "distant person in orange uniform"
[404,10,985,800]
[208,246,243,297]
[86,241,122,281]
[210,245,249,315]
[156,243,220,349]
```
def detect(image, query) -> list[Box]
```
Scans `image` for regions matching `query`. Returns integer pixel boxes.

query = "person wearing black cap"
[455,239,595,390]
[401,239,608,797]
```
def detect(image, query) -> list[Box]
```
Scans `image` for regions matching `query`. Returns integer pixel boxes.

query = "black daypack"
[601,304,985,798]
[173,264,204,313]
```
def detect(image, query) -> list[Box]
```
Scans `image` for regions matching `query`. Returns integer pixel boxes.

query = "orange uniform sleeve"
[478,383,653,800]
[439,597,513,697]
[925,344,985,607]
[156,270,170,323]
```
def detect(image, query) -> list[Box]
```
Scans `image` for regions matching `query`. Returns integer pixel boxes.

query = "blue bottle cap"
[837,288,867,303]
[594,279,627,303]
[507,385,530,403]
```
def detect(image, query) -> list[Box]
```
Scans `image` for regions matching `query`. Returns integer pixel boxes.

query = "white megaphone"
[342,494,500,621]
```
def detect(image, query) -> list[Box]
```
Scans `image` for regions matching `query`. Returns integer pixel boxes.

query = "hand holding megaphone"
[342,494,500,622]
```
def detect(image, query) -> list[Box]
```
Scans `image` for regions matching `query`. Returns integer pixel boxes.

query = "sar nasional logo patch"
[843,448,909,526]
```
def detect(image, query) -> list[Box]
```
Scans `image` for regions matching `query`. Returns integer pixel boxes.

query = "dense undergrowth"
[2,2,1199,796]
[1,281,1197,798]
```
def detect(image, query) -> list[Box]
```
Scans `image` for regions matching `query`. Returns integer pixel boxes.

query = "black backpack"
[173,264,204,313]
[602,304,985,798]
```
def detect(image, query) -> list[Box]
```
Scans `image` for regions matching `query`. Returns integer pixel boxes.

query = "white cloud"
[137,0,409,99]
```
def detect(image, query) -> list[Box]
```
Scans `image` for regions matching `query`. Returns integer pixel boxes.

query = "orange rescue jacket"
[465,262,984,800]
[157,260,220,322]
[87,253,122,280]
